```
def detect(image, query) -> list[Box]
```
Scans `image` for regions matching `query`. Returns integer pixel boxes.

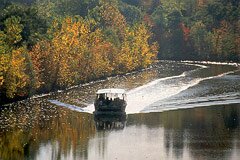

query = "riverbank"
[0,61,159,106]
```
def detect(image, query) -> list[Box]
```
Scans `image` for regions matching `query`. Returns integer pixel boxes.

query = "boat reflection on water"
[93,88,127,130]
[93,112,127,130]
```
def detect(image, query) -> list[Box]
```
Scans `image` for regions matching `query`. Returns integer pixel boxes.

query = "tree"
[190,21,211,58]
[211,20,236,60]
[0,3,48,47]
[4,16,23,45]
[117,23,158,72]
[0,16,29,99]
[30,16,114,89]
[119,3,143,25]
[3,47,29,98]
[89,1,127,36]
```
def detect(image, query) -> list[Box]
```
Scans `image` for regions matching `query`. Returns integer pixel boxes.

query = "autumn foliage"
[0,7,157,102]
[30,16,157,91]
[1,0,239,103]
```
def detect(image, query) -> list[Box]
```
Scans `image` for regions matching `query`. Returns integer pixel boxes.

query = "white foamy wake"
[141,70,240,113]
[180,62,208,68]
[181,60,240,67]
[141,92,240,113]
[123,63,210,114]
[48,100,93,114]
[127,72,187,94]
[125,79,200,114]
[48,62,238,115]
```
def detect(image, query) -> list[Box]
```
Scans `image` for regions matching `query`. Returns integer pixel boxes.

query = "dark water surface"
[0,61,240,160]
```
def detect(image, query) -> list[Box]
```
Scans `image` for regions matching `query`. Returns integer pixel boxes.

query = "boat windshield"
[96,89,127,101]
[96,93,126,101]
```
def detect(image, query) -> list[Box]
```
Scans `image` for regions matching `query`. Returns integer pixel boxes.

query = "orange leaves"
[0,77,3,86]
[89,42,114,77]
[29,41,53,90]
[180,23,190,41]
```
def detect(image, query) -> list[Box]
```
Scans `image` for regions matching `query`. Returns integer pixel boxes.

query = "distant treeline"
[0,0,239,103]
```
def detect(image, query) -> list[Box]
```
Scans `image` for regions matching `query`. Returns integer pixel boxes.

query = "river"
[0,61,240,160]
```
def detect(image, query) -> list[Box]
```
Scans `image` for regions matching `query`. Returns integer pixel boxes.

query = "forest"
[0,0,239,103]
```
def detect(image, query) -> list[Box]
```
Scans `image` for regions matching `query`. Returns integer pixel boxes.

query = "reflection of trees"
[0,131,27,160]
[127,104,240,159]
[184,105,239,159]
[223,106,239,130]
[0,100,96,160]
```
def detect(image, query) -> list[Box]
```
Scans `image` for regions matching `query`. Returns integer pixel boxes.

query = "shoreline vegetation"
[0,0,239,104]
[1,61,158,106]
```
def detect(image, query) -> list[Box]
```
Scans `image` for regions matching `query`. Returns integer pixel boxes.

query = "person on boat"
[98,94,105,105]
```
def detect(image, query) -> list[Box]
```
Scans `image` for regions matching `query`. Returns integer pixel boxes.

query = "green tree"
[0,3,48,47]
[119,3,143,25]
[190,21,211,58]
[211,21,236,60]
[4,16,23,45]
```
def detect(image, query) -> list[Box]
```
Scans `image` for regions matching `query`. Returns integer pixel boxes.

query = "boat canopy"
[96,88,126,94]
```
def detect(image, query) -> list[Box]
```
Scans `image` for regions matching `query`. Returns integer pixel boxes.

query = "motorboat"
[93,88,127,116]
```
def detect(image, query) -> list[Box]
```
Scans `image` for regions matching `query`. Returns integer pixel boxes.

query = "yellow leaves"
[30,40,55,90]
[0,76,3,86]
[0,47,28,98]
[90,42,114,76]
[0,17,28,98]
[30,17,115,88]
[0,54,9,86]
[118,24,158,71]
[26,16,157,98]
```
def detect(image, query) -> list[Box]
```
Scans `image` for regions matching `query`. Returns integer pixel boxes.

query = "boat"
[93,88,127,116]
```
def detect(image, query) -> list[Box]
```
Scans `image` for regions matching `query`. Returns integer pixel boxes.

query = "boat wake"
[141,92,240,113]
[48,61,239,115]
[126,69,239,114]
[48,100,93,114]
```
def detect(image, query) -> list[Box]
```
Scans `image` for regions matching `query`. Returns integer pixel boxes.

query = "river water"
[0,61,240,160]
